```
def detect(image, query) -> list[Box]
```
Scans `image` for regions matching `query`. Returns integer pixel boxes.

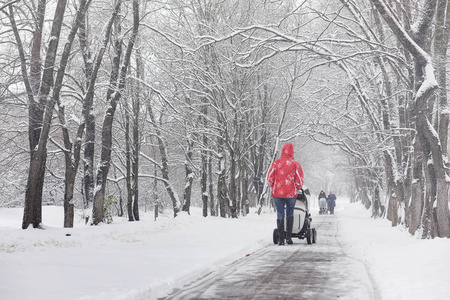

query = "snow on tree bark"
[92,0,140,225]
[370,0,450,238]
[15,0,69,229]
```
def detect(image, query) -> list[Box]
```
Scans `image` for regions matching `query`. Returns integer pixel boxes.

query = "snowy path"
[3,203,448,300]
[160,214,377,300]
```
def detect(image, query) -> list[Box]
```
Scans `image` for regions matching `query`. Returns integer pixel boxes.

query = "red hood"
[281,143,294,160]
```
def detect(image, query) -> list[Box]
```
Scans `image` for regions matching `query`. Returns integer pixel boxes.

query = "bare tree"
[92,0,140,225]
[369,0,450,238]
[4,0,77,229]
[146,97,180,218]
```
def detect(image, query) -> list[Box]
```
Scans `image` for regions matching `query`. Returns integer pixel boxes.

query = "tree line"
[0,0,449,239]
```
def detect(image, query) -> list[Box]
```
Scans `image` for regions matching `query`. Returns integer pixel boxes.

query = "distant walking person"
[267,143,304,245]
[318,191,327,214]
[327,192,337,214]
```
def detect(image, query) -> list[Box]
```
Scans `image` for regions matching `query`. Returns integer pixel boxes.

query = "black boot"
[286,216,294,244]
[277,219,285,245]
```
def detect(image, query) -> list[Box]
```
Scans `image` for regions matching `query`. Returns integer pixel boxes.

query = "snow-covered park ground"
[0,198,449,300]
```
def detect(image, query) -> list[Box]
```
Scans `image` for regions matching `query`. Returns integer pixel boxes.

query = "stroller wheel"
[273,228,279,244]
[312,228,317,244]
[306,228,312,245]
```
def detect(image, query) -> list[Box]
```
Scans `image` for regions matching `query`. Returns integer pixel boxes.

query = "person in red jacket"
[267,142,304,245]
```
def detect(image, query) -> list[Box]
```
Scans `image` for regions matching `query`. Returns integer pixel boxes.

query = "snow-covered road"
[161,214,376,300]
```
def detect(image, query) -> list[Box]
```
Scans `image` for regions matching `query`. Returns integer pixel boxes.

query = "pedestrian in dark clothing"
[267,143,304,245]
[318,191,327,214]
[327,192,337,214]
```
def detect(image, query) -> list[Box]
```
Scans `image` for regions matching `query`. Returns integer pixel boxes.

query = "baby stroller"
[273,189,317,245]
[319,197,328,215]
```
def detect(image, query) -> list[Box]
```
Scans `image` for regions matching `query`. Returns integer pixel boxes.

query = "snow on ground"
[0,198,449,300]
[337,203,450,300]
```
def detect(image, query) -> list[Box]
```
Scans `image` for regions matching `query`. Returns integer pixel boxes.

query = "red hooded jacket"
[267,143,304,198]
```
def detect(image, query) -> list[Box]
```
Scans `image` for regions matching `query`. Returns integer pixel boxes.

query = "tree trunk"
[56,0,91,228]
[80,2,120,210]
[433,0,450,238]
[435,0,450,153]
[147,101,180,218]
[201,149,208,217]
[125,108,134,221]
[92,0,139,225]
[27,0,46,152]
[13,0,68,228]
[217,135,228,218]
[253,81,268,203]
[409,138,425,234]
[370,0,450,238]
[78,5,94,209]
[372,184,382,219]
[182,138,194,214]
[84,115,95,209]
[131,112,140,221]
[200,98,209,217]
[240,157,248,216]
[208,155,216,216]
[391,195,398,227]
[436,177,450,237]
[153,168,159,220]
[229,149,237,218]
[131,48,143,221]
[92,17,123,225]
[63,167,76,228]
[57,102,83,228]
